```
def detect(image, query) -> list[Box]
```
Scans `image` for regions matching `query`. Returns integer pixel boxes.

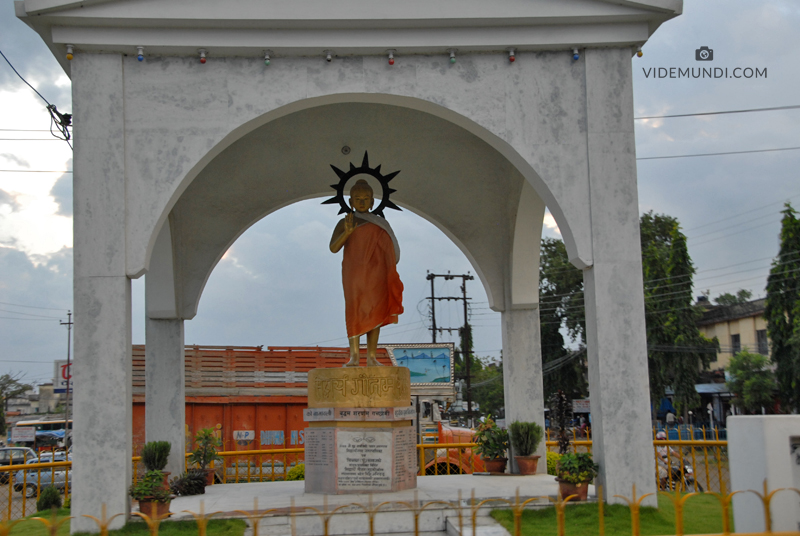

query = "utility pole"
[425,271,475,425]
[427,272,437,343]
[60,311,73,450]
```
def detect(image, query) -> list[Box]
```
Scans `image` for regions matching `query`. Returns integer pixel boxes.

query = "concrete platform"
[152,474,596,536]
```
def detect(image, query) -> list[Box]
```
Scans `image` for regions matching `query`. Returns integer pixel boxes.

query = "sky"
[1,0,799,390]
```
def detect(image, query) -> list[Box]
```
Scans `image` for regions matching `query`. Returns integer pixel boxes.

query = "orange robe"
[342,222,404,337]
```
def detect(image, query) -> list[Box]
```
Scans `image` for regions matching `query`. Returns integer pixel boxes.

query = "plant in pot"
[509,420,543,475]
[130,469,172,518]
[473,417,509,473]
[142,441,171,486]
[556,452,599,502]
[188,428,223,485]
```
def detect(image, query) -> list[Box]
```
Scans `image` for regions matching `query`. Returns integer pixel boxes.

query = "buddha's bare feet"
[366,356,383,367]
[343,355,360,367]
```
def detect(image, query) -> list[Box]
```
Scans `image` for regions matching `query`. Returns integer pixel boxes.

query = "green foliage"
[473,417,509,460]
[556,452,598,484]
[491,493,733,536]
[726,350,776,414]
[0,373,32,435]
[63,495,70,509]
[640,212,718,415]
[539,238,588,400]
[36,486,62,512]
[141,441,171,472]
[765,203,800,410]
[189,428,223,470]
[469,359,505,419]
[286,463,305,481]
[169,470,207,496]
[508,421,543,457]
[549,390,572,455]
[13,512,247,536]
[129,470,171,502]
[546,452,561,476]
[714,289,752,306]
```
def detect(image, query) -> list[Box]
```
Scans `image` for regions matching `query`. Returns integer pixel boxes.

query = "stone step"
[237,501,507,536]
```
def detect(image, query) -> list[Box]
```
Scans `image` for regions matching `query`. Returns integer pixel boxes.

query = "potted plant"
[473,417,509,473]
[142,441,171,486]
[188,428,222,485]
[509,420,543,475]
[555,452,599,501]
[130,470,172,518]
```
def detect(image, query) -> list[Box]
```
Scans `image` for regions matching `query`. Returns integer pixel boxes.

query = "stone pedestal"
[304,367,417,494]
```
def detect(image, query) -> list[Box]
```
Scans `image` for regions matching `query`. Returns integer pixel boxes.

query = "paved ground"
[163,474,583,519]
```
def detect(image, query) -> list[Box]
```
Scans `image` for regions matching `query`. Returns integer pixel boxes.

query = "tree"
[539,238,587,400]
[764,203,800,410]
[726,350,776,414]
[714,289,753,306]
[640,212,718,416]
[0,373,32,435]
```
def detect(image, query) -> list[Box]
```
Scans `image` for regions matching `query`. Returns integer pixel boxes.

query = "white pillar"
[71,53,131,533]
[582,47,656,506]
[145,318,186,476]
[502,308,546,474]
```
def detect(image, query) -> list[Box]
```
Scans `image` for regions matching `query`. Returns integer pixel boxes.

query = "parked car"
[13,454,71,498]
[0,447,38,484]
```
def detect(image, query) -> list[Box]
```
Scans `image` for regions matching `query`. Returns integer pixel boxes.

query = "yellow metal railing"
[0,460,71,520]
[7,482,800,536]
[0,434,731,522]
[416,442,479,475]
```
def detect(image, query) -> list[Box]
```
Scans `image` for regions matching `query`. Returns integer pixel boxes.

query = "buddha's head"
[349,179,375,213]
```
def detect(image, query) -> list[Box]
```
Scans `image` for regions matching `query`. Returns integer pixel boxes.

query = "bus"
[11,419,72,448]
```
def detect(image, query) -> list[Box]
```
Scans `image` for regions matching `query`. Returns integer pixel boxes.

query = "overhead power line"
[634,104,800,120]
[637,146,800,161]
[0,48,72,149]
[0,300,69,311]
[0,170,72,173]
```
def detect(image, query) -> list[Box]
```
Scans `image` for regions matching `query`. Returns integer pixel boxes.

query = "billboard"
[53,360,72,394]
[380,343,454,386]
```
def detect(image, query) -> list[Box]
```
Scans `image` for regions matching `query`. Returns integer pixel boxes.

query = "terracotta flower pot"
[203,468,215,485]
[557,479,590,501]
[138,498,171,518]
[514,455,540,475]
[482,457,508,473]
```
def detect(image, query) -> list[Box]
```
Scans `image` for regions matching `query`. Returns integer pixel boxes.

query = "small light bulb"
[637,47,643,58]
[265,54,270,66]
[66,45,74,61]
[572,48,580,61]
[199,49,207,64]
[137,46,144,62]
[388,50,395,65]
[508,49,516,63]
[449,50,456,64]
[324,50,332,62]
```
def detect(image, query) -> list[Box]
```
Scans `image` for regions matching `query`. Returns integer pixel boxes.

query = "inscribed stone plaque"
[337,429,393,491]
[304,428,336,493]
[308,367,410,408]
[393,426,417,489]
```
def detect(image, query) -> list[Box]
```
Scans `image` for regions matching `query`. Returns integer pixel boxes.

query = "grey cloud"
[0,154,31,168]
[50,172,72,216]
[0,189,20,212]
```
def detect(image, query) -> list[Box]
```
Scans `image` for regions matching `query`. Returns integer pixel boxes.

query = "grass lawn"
[6,509,247,536]
[491,493,734,536]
